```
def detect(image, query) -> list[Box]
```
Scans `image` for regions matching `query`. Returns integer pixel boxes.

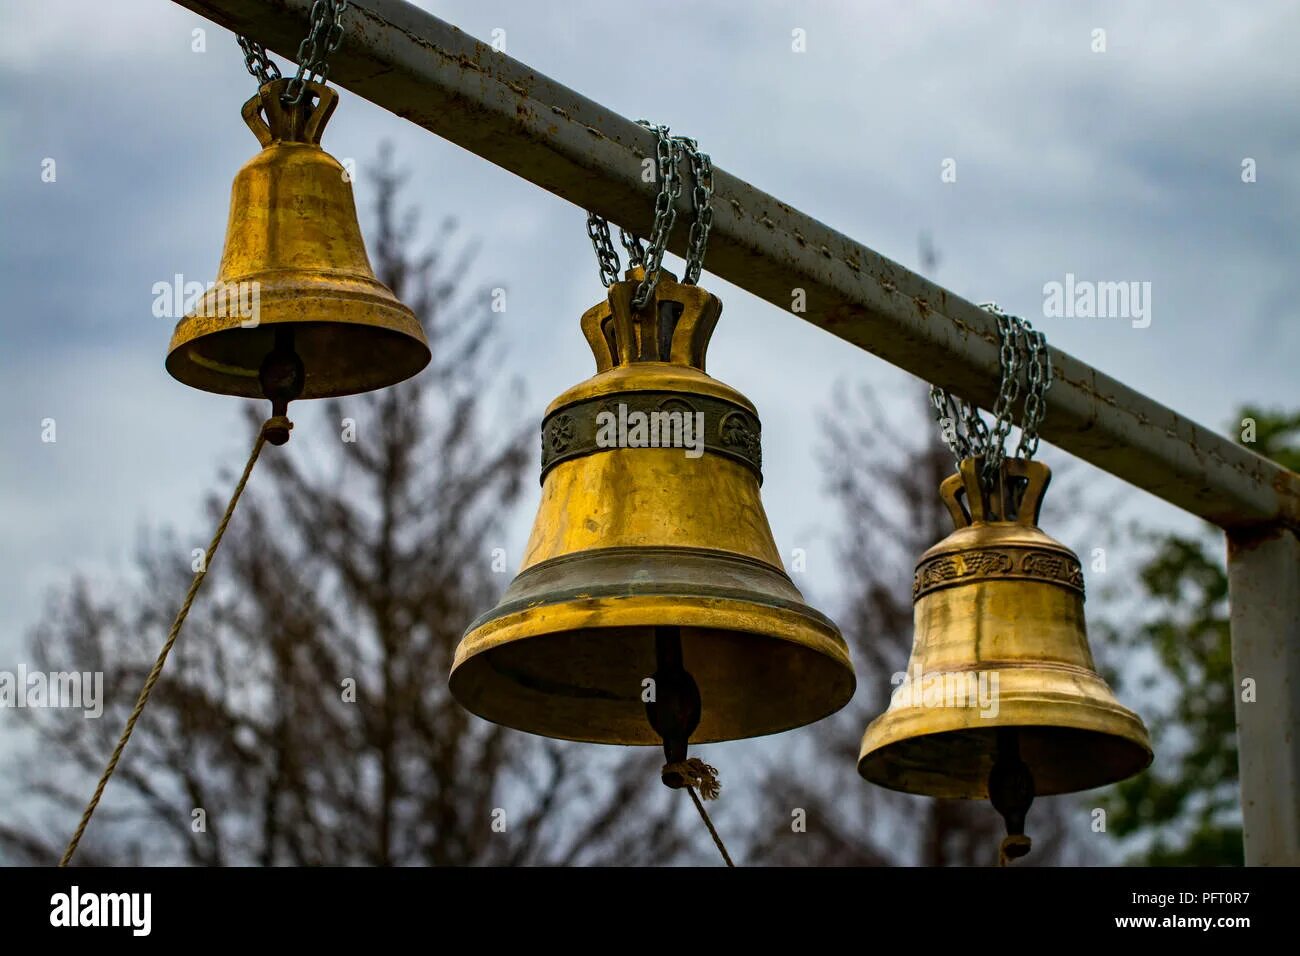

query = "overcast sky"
[1,0,1296,706]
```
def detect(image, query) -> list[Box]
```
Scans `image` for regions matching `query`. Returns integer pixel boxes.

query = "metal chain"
[1016,318,1052,459]
[283,0,349,104]
[981,304,1023,483]
[929,303,1052,482]
[632,124,684,308]
[928,390,963,460]
[929,389,987,463]
[586,214,622,288]
[236,0,348,105]
[675,136,714,285]
[585,216,649,285]
[585,122,688,309]
[237,36,282,86]
[618,229,646,268]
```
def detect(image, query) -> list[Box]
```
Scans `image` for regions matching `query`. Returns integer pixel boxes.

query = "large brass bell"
[166,79,429,406]
[450,270,855,747]
[858,456,1151,852]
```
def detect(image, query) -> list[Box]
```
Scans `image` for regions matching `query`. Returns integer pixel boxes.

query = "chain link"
[929,389,989,463]
[585,214,622,288]
[237,0,348,104]
[632,124,684,308]
[1016,318,1052,459]
[237,36,282,85]
[283,0,349,105]
[675,136,714,285]
[929,302,1053,482]
[981,304,1022,483]
[618,228,646,268]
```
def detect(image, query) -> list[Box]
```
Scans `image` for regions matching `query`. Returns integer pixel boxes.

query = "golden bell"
[450,270,854,746]
[858,456,1152,806]
[166,79,429,401]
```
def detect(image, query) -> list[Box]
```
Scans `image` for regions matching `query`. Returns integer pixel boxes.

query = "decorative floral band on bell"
[913,546,1084,600]
[539,391,762,481]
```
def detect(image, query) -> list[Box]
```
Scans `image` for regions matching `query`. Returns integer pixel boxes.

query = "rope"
[664,757,734,867]
[59,416,289,866]
[686,788,734,868]
[998,833,1032,867]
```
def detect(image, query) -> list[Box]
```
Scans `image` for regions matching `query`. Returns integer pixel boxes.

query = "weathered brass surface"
[450,271,855,744]
[858,457,1152,797]
[166,79,429,399]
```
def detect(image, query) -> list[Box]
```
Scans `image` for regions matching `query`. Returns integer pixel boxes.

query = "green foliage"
[1102,407,1299,865]
[1238,405,1300,471]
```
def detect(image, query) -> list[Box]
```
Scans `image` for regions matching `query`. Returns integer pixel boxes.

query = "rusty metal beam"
[171,0,1300,532]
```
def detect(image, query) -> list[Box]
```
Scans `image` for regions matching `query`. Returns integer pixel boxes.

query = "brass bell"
[858,456,1151,852]
[166,79,429,405]
[450,270,855,747]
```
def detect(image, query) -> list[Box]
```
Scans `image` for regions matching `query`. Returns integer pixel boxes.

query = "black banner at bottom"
[0,865,1282,941]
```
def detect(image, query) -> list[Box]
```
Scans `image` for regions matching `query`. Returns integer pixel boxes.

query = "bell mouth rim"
[165,312,431,400]
[452,590,857,749]
[857,705,1153,798]
[465,545,827,631]
[455,591,850,671]
[449,592,855,746]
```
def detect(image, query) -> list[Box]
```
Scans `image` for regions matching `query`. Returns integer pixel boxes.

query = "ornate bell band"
[166,79,430,400]
[858,456,1152,798]
[450,270,855,745]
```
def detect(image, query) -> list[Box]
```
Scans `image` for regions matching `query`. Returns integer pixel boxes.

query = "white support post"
[1228,527,1300,865]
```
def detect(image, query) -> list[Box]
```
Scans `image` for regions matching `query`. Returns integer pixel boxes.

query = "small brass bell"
[858,456,1151,854]
[450,270,855,747]
[166,79,429,411]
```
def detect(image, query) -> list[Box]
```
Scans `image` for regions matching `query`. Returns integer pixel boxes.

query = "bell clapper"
[989,728,1036,865]
[644,626,702,788]
[644,626,733,865]
[257,326,305,446]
